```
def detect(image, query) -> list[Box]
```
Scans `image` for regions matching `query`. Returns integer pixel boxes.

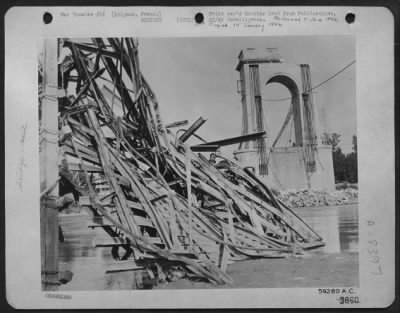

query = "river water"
[292,204,358,254]
[58,204,358,291]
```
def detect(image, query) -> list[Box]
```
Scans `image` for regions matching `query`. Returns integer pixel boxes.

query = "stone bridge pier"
[234,48,335,191]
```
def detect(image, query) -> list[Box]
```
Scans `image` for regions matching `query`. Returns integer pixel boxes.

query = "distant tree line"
[322,133,358,183]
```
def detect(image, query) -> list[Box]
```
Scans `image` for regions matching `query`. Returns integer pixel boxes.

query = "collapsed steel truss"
[41,38,324,287]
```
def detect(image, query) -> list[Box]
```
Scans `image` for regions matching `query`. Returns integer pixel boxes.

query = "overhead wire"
[261,60,356,102]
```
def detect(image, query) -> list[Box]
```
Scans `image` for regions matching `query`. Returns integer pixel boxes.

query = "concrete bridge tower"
[234,48,335,191]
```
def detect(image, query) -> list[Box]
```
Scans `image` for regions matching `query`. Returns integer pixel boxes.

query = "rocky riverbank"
[278,188,358,208]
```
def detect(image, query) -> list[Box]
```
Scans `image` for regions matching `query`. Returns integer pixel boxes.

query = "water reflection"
[338,205,359,253]
[58,204,358,290]
[293,204,358,254]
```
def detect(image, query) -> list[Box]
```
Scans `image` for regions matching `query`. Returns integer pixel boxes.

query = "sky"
[138,36,356,155]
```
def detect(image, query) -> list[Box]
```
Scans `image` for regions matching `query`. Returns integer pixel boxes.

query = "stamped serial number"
[318,288,355,294]
[318,288,359,304]
[337,296,360,304]
[45,293,72,300]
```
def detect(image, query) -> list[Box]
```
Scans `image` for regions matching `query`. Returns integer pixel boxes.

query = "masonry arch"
[263,74,303,147]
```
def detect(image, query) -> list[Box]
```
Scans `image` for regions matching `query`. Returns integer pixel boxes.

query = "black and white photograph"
[38,36,358,291]
[5,6,395,309]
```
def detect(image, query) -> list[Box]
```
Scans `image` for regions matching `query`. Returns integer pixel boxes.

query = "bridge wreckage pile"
[49,38,324,287]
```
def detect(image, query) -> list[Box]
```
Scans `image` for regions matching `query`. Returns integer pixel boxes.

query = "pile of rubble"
[41,38,324,288]
[278,188,358,208]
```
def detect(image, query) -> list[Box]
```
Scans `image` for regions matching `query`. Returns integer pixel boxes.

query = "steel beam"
[179,117,207,143]
[194,131,266,148]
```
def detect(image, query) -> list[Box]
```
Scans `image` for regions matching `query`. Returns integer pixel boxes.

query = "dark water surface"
[58,204,358,290]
